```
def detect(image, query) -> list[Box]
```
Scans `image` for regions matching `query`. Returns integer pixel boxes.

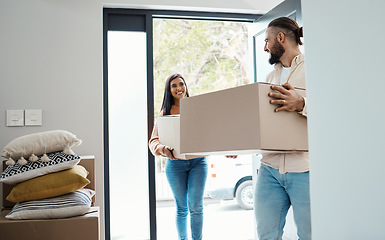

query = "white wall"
[0,0,281,239]
[302,1,385,239]
[0,0,106,237]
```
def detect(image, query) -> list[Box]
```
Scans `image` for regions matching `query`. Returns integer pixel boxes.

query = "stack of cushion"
[0,130,95,220]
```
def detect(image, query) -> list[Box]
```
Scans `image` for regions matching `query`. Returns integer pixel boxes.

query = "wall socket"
[6,109,43,127]
[25,109,43,126]
[6,110,24,126]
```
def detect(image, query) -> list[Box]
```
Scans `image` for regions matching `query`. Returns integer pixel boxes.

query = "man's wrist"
[297,97,305,112]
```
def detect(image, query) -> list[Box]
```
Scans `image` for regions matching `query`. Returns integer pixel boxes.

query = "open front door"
[248,0,303,239]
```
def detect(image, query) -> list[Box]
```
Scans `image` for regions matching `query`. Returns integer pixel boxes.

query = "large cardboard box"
[157,115,203,160]
[180,82,308,155]
[0,156,99,240]
[0,207,99,240]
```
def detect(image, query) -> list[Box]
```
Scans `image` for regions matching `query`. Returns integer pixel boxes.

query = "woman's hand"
[164,146,177,160]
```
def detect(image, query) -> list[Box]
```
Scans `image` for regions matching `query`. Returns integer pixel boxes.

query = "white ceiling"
[104,0,284,14]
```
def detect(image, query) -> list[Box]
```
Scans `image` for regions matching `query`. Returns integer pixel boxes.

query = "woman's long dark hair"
[160,73,190,115]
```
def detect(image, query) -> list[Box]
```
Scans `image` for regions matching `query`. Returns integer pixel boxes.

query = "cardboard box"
[157,115,204,159]
[180,82,308,155]
[0,156,99,240]
[0,207,99,240]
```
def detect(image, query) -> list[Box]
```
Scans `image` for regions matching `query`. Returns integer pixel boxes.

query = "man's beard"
[268,39,285,65]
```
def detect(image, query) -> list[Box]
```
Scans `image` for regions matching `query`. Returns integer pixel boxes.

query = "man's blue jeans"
[255,164,311,240]
[165,157,208,240]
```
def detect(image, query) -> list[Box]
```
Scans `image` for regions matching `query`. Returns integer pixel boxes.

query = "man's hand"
[163,146,177,160]
[268,83,305,113]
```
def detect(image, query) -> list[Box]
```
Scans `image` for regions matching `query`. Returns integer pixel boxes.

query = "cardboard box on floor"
[180,82,308,155]
[0,156,100,240]
[157,115,204,160]
[0,207,99,240]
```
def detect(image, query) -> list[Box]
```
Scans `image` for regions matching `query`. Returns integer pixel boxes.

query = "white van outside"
[206,154,261,210]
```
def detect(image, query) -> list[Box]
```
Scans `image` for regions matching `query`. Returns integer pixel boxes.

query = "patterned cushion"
[0,151,81,184]
[6,165,90,203]
[5,188,95,220]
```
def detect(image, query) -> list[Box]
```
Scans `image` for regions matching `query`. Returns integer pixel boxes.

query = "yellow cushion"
[6,165,90,203]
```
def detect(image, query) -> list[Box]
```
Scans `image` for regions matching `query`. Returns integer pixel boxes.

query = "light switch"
[25,109,42,126]
[6,110,24,126]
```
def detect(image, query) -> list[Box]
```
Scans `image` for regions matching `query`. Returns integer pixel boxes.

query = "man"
[255,17,311,240]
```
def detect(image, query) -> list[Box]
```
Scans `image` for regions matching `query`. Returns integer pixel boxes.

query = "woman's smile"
[170,77,187,99]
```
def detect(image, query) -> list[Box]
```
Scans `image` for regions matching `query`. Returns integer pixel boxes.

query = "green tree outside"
[153,19,250,115]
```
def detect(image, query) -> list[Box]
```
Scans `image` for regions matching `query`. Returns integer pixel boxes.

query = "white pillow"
[1,130,82,165]
[0,151,81,184]
[5,188,95,220]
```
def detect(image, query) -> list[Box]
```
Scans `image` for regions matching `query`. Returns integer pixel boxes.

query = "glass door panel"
[108,31,150,240]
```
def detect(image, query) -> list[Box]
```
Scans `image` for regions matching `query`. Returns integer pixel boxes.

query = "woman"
[149,73,207,240]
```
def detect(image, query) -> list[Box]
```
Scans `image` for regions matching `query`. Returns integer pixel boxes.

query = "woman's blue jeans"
[255,164,311,240]
[165,157,208,240]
